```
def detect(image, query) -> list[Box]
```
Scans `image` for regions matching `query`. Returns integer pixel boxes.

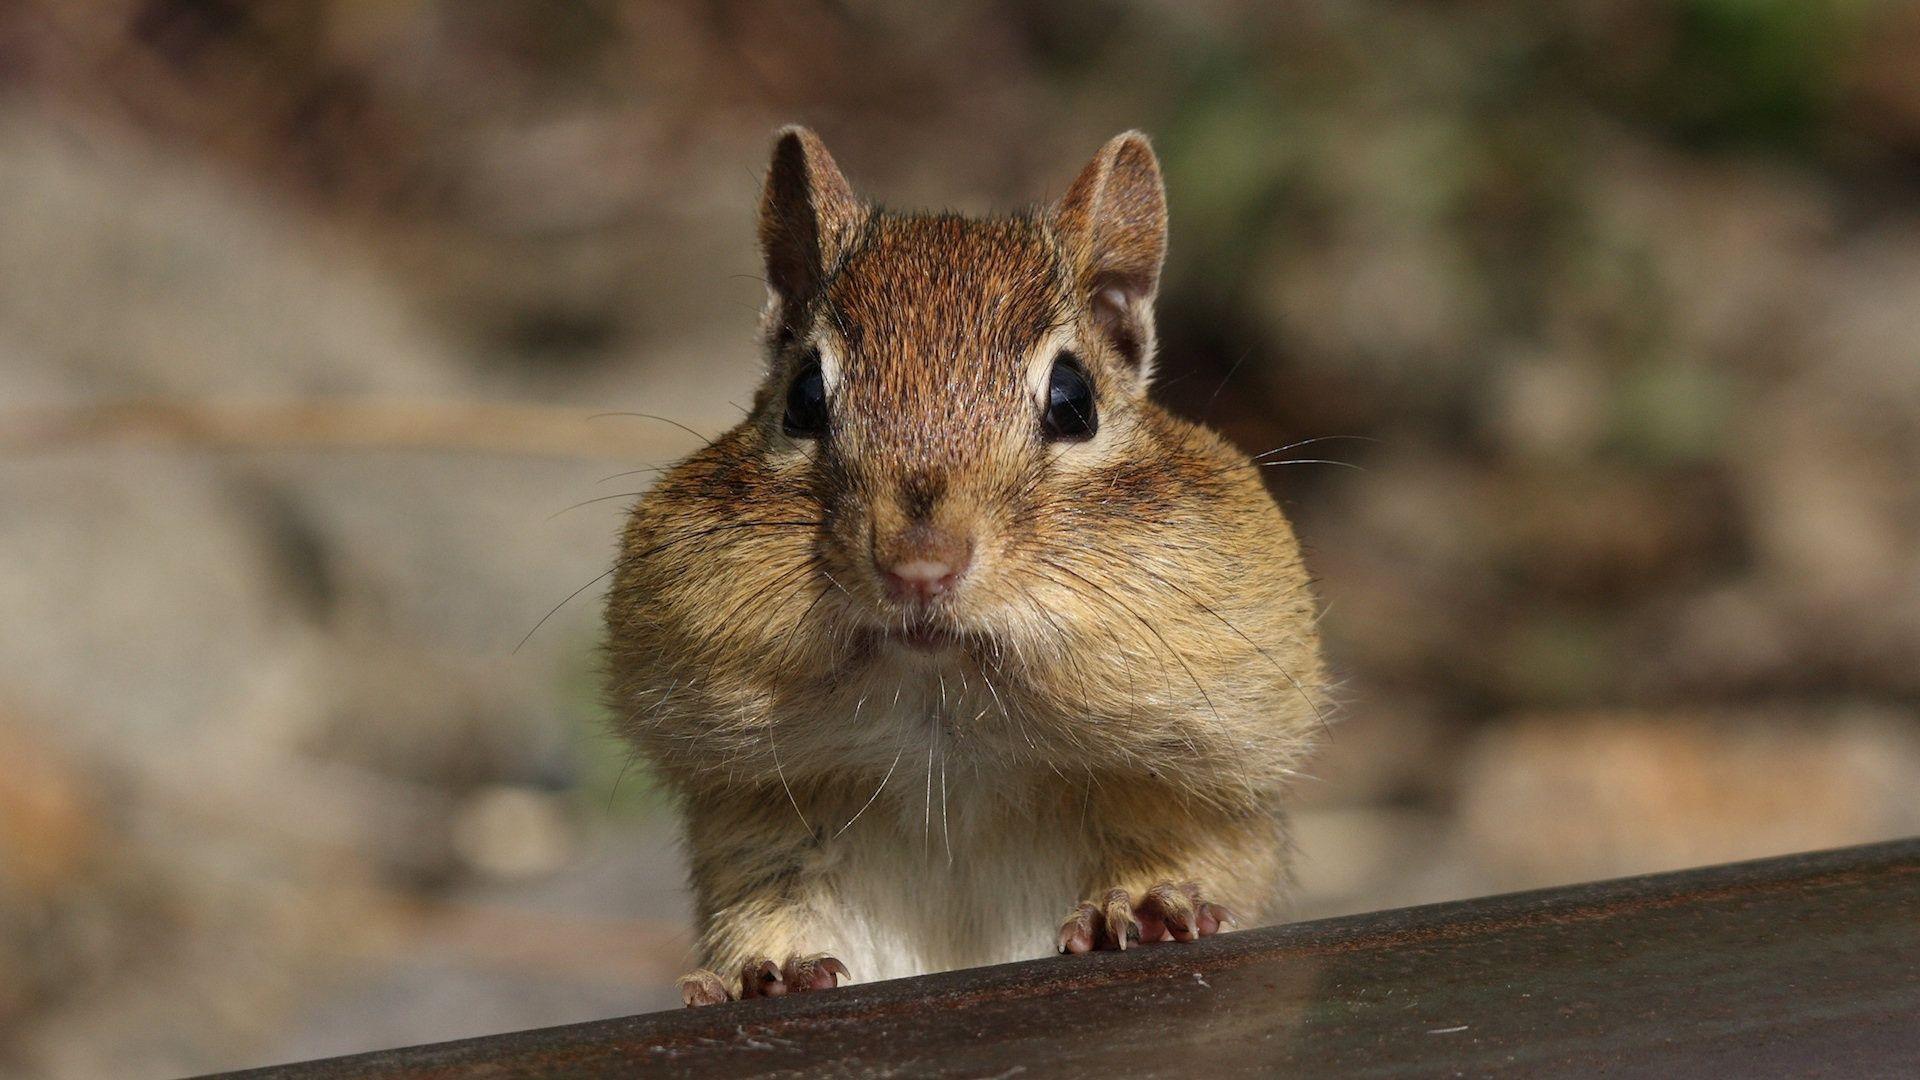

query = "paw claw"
[1058,901,1099,954]
[1201,902,1238,934]
[782,953,850,992]
[1141,882,1199,941]
[1099,888,1141,950]
[741,957,786,999]
[1062,881,1236,957]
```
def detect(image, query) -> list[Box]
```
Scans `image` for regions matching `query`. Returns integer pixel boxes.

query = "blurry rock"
[1291,704,1450,810]
[0,721,97,900]
[1492,466,1739,600]
[1710,226,1920,697]
[1583,141,1833,382]
[1452,709,1920,891]
[1639,583,1798,696]
[0,109,602,1074]
[0,717,102,1025]
[451,786,574,881]
[1847,2,1920,157]
[0,713,175,1055]
[1486,352,1609,463]
[0,106,464,401]
[1289,806,1451,920]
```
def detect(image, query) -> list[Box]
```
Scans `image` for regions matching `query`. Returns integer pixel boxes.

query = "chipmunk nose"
[876,529,973,603]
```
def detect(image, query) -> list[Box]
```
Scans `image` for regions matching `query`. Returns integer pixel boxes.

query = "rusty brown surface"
[201,839,1920,1079]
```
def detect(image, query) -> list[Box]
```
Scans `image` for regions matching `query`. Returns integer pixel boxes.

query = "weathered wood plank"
[203,838,1920,1079]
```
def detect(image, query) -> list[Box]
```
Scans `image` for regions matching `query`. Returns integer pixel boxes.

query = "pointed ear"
[1053,131,1168,375]
[758,126,864,340]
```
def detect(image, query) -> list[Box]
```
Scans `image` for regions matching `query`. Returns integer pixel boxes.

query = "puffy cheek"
[626,515,824,655]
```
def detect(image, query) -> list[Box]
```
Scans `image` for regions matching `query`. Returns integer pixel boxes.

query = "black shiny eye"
[782,354,828,438]
[1042,352,1097,441]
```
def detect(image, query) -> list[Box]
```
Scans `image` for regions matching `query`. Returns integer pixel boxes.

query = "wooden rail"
[202,838,1920,1078]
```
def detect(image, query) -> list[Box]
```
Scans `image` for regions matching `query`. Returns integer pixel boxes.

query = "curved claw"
[1059,901,1100,954]
[1099,887,1142,950]
[783,953,850,991]
[1063,881,1237,954]
[741,957,786,998]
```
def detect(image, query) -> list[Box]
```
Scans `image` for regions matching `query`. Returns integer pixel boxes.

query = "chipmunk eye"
[782,354,828,439]
[1042,352,1097,442]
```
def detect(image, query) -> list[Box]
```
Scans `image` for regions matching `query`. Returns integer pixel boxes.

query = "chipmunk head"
[751,126,1169,651]
[608,127,1320,792]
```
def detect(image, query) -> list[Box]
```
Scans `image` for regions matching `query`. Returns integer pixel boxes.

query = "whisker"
[696,557,820,670]
[938,739,952,866]
[605,746,641,813]
[835,739,902,839]
[596,464,671,484]
[518,518,821,653]
[586,412,713,445]
[1249,434,1379,461]
[1259,458,1365,472]
[1134,563,1329,734]
[547,491,647,521]
[1202,347,1255,414]
[515,566,617,654]
[769,719,812,838]
[923,741,935,854]
[1036,556,1219,746]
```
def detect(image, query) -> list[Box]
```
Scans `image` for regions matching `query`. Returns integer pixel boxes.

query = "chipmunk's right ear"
[1053,131,1169,379]
[759,126,864,336]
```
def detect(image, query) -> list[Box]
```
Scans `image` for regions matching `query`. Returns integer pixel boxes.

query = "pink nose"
[880,540,973,603]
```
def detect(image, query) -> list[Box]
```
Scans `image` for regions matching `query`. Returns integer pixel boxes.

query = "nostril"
[891,559,956,588]
[879,542,973,601]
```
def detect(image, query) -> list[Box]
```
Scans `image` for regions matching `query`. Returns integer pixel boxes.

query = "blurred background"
[2,0,1918,1074]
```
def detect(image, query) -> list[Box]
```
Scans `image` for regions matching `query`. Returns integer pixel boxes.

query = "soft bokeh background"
[2,1,1918,1074]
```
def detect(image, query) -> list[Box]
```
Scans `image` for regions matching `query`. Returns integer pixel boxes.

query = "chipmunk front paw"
[678,953,850,1006]
[1057,881,1238,954]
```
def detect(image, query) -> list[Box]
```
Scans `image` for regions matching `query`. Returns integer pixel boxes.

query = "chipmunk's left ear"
[759,126,866,347]
[1053,131,1168,378]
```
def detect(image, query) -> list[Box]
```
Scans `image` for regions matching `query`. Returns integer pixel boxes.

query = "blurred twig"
[0,400,704,461]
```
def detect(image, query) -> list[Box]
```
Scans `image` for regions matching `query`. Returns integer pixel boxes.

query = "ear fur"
[758,126,864,342]
[1053,131,1168,376]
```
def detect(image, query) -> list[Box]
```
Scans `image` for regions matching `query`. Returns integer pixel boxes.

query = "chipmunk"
[604,127,1325,1006]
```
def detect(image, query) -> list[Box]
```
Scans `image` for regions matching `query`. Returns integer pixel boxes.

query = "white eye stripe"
[1024,327,1075,407]
[808,331,845,393]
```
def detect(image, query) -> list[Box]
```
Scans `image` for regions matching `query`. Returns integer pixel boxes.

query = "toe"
[1098,887,1141,951]
[1199,902,1238,936]
[679,968,731,1007]
[1139,881,1201,942]
[1058,901,1099,954]
[740,957,785,999]
[783,953,849,991]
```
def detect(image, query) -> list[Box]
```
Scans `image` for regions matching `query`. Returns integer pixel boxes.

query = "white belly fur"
[801,784,1087,984]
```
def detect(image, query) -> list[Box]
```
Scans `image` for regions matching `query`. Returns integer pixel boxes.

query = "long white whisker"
[1249,434,1377,461]
[939,742,952,866]
[770,721,812,837]
[835,743,903,838]
[923,741,935,854]
[1259,458,1365,472]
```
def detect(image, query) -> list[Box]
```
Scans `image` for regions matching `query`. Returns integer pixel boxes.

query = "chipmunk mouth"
[885,618,961,653]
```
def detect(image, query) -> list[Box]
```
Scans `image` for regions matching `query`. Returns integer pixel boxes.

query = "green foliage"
[1650,0,1857,153]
